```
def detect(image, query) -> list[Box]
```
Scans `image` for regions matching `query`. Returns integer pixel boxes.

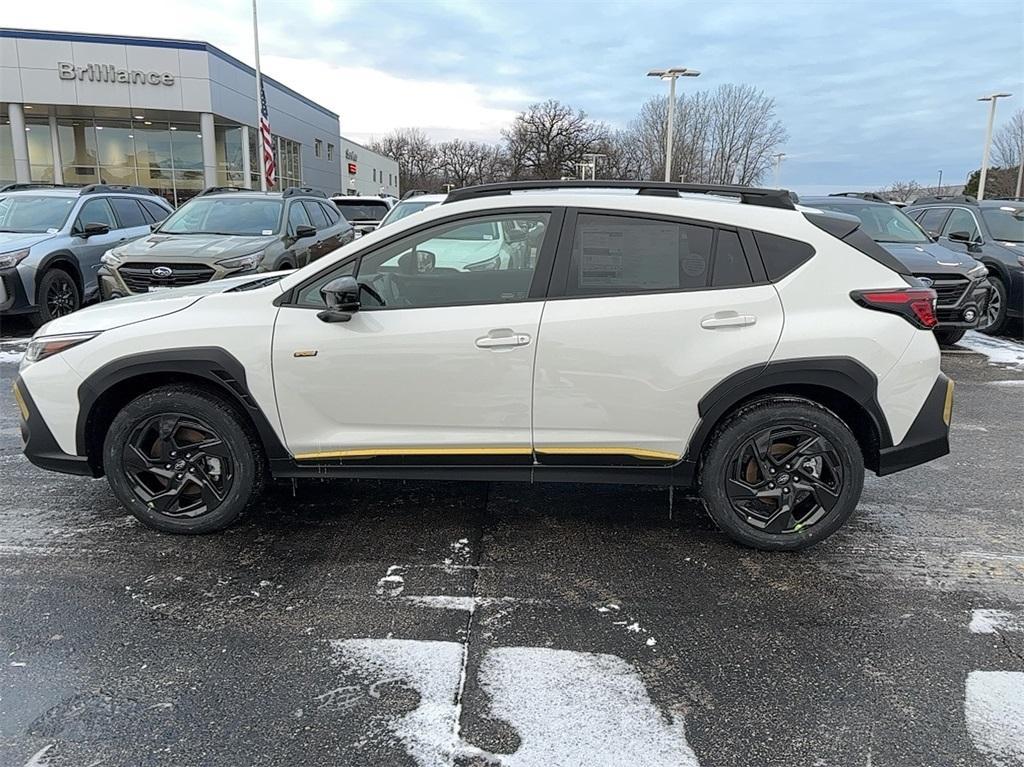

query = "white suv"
[14,181,953,550]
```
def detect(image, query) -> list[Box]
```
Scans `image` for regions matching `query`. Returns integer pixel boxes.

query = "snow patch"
[479,647,699,766]
[405,595,477,611]
[0,350,24,364]
[376,565,406,597]
[959,331,1024,369]
[22,744,53,767]
[965,671,1024,765]
[970,608,1024,634]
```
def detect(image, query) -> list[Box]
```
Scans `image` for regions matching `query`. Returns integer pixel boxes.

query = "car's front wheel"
[30,268,80,327]
[979,274,1008,336]
[103,385,265,534]
[934,327,967,346]
[698,398,864,551]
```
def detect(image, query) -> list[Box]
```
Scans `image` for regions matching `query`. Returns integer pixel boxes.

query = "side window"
[296,212,551,309]
[942,209,980,241]
[917,208,950,237]
[302,200,330,230]
[711,230,753,287]
[287,201,312,234]
[318,201,341,225]
[752,231,815,281]
[74,198,117,233]
[109,197,147,229]
[566,214,713,296]
[141,200,171,223]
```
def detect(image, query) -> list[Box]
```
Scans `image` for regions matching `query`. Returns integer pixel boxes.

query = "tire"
[979,274,1008,336]
[698,397,865,551]
[29,268,80,328]
[934,327,967,346]
[103,385,265,534]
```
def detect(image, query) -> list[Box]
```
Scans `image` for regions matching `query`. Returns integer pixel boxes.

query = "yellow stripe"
[943,378,955,426]
[536,446,681,461]
[12,383,29,421]
[294,446,533,461]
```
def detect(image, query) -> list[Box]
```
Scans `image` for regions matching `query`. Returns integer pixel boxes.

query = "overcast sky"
[5,0,1023,194]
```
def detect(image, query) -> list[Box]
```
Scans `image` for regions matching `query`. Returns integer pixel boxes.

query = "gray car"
[0,183,172,326]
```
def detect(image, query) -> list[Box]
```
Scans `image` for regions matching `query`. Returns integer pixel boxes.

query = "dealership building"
[341,137,400,198]
[0,28,344,205]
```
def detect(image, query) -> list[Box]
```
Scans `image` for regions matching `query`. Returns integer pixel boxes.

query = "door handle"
[475,329,531,349]
[700,313,757,329]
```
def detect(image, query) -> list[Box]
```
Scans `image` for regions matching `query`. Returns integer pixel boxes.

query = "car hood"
[877,242,976,274]
[113,233,278,261]
[0,231,56,253]
[36,272,285,335]
[422,238,503,269]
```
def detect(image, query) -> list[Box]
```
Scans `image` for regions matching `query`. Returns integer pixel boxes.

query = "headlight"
[100,250,122,267]
[464,254,501,271]
[968,263,988,279]
[217,251,265,271]
[21,332,101,369]
[0,248,30,269]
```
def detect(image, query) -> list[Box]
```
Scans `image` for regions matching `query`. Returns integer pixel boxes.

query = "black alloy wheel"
[46,275,77,318]
[979,275,1007,335]
[725,425,843,535]
[122,413,234,518]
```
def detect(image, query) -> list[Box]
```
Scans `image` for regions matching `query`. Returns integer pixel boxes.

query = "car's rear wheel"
[698,398,864,551]
[979,274,1008,336]
[934,327,967,346]
[103,385,265,534]
[29,268,80,327]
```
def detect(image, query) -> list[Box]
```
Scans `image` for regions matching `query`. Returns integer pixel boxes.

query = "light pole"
[582,152,606,180]
[977,92,1012,201]
[647,67,700,182]
[937,169,943,196]
[772,153,786,187]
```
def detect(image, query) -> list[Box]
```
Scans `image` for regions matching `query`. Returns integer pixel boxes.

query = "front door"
[272,209,557,463]
[72,197,131,295]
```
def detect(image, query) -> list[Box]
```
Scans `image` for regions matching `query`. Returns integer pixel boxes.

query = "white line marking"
[965,671,1024,765]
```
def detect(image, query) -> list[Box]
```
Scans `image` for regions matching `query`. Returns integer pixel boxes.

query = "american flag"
[259,81,276,188]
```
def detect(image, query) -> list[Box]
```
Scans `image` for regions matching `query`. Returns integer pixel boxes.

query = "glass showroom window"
[95,119,138,187]
[171,124,204,205]
[25,118,54,182]
[215,125,246,186]
[58,120,99,185]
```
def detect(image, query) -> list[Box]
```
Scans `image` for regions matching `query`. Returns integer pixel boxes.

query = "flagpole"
[252,0,267,191]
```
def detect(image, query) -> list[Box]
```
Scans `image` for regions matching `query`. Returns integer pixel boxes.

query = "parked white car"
[15,181,952,550]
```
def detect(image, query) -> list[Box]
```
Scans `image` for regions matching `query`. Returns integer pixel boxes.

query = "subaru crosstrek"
[0,183,172,325]
[14,181,953,551]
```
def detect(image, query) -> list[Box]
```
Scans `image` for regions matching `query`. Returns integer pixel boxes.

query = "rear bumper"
[877,373,952,475]
[14,376,96,477]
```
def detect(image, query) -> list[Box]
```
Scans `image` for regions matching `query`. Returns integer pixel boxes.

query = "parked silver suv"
[0,183,172,326]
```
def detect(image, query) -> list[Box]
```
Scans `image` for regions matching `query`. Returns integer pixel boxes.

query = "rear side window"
[141,200,170,223]
[917,208,950,237]
[318,201,341,225]
[566,213,713,296]
[752,232,815,280]
[942,209,980,241]
[109,197,147,228]
[302,200,330,230]
[711,230,752,287]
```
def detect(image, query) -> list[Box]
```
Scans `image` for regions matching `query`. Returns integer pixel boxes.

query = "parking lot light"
[977,92,1012,201]
[647,67,701,182]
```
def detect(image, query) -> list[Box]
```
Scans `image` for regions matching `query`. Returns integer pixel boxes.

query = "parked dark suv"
[904,195,1023,335]
[98,187,354,298]
[804,194,992,345]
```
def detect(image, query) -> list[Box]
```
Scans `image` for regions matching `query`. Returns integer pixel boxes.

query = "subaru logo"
[151,266,173,278]
[918,277,934,288]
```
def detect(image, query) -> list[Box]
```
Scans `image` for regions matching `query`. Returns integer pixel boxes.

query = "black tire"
[979,274,1008,336]
[698,397,864,551]
[103,385,265,534]
[934,327,967,346]
[29,268,80,328]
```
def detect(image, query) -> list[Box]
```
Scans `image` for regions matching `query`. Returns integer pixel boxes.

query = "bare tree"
[369,128,438,191]
[993,108,1024,168]
[502,100,609,180]
[877,180,924,203]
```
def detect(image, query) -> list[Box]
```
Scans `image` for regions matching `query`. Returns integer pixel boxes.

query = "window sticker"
[262,229,274,236]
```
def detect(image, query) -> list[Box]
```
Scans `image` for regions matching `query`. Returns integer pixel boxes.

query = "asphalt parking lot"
[1,322,1022,767]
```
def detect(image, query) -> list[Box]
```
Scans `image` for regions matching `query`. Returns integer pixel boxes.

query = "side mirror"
[295,224,317,240]
[149,222,161,232]
[81,222,110,238]
[947,230,972,243]
[317,275,360,323]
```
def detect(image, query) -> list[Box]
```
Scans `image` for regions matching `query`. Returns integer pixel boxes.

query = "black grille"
[918,274,969,307]
[118,263,216,293]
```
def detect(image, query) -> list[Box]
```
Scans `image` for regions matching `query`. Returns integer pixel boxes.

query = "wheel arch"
[37,251,85,294]
[77,347,289,476]
[685,358,891,474]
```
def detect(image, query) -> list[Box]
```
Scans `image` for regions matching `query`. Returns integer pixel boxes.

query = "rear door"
[301,200,334,260]
[532,210,784,465]
[71,197,130,297]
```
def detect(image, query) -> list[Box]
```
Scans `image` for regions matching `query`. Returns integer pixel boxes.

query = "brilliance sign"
[58,62,175,86]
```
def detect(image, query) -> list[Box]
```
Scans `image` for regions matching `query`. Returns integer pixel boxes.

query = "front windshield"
[333,200,391,221]
[382,200,438,225]
[436,220,500,241]
[813,202,930,244]
[0,195,77,233]
[159,198,283,236]
[982,207,1024,242]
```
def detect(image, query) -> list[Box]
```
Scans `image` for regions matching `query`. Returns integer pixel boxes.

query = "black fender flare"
[37,251,85,294]
[76,346,289,462]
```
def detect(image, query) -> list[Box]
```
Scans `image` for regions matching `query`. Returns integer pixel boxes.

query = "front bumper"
[98,262,255,299]
[924,274,993,328]
[13,376,96,476]
[877,373,952,475]
[0,266,34,314]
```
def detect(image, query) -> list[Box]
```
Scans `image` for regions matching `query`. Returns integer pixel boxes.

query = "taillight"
[850,288,938,329]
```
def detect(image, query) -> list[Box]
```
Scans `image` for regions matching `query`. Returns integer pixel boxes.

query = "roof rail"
[80,183,153,196]
[911,194,978,205]
[198,185,249,197]
[442,180,797,210]
[0,182,86,193]
[401,189,432,200]
[283,186,327,199]
[992,196,1024,202]
[829,191,891,204]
